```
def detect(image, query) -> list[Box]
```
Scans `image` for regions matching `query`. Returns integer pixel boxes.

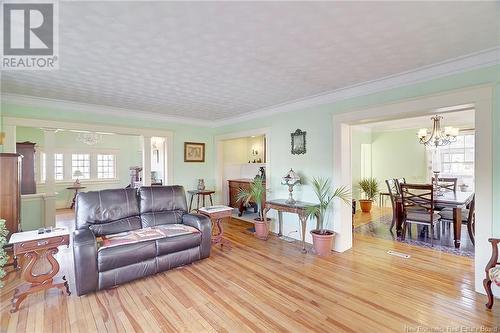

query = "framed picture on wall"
[184,142,205,162]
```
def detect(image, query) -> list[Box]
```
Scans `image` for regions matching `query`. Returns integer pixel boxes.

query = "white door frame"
[332,85,493,294]
[214,128,271,205]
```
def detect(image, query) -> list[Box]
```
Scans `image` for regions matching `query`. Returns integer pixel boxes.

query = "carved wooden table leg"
[211,217,232,249]
[11,247,71,313]
[298,212,308,253]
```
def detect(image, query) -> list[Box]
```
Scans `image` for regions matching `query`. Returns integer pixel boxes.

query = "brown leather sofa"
[72,186,211,296]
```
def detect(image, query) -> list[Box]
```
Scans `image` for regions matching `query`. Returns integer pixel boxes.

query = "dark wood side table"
[66,186,86,209]
[263,199,319,253]
[188,190,215,212]
[199,206,233,250]
[9,227,71,312]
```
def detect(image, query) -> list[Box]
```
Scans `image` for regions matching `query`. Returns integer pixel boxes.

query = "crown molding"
[215,46,500,126]
[0,93,214,127]
[1,47,498,128]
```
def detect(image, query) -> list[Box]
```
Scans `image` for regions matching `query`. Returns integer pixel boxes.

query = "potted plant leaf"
[357,178,379,213]
[0,219,9,288]
[305,177,350,256]
[236,178,269,239]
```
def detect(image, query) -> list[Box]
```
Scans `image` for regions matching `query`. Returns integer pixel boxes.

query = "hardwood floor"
[1,210,498,332]
[353,206,393,227]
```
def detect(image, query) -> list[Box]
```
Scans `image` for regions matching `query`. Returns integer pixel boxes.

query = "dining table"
[395,191,474,248]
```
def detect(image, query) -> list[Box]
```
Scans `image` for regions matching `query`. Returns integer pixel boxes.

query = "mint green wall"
[1,104,216,199]
[215,65,500,237]
[1,65,499,237]
[371,129,427,185]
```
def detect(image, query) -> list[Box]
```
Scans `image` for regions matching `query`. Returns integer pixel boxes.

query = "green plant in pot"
[0,219,9,288]
[357,178,379,213]
[305,177,350,256]
[236,177,269,240]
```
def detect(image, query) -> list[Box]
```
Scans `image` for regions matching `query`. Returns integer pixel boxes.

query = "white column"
[142,135,152,186]
[43,129,57,227]
[3,125,16,153]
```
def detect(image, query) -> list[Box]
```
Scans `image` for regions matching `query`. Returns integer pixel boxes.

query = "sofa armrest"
[182,213,212,259]
[73,229,98,296]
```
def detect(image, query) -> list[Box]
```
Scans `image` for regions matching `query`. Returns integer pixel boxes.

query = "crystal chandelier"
[77,132,103,145]
[417,115,458,148]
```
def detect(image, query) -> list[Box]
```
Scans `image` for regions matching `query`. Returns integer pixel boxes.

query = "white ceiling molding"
[1,93,210,127]
[216,46,500,126]
[1,47,498,129]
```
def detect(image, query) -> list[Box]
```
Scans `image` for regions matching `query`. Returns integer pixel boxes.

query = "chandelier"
[417,115,458,148]
[77,132,103,145]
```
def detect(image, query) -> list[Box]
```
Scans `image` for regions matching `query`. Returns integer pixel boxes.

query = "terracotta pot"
[359,199,373,213]
[310,229,335,256]
[254,220,269,240]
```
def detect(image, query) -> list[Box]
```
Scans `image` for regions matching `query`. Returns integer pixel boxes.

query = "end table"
[67,186,86,209]
[8,227,71,312]
[199,206,233,249]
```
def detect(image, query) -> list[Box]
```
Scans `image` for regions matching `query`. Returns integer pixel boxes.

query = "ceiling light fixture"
[417,115,458,148]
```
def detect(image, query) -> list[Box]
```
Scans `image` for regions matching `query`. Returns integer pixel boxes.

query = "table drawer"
[14,235,69,255]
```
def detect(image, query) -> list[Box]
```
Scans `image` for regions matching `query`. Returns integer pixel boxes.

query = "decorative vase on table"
[197,179,205,191]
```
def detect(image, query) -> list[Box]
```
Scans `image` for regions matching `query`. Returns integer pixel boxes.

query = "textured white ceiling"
[1,2,499,121]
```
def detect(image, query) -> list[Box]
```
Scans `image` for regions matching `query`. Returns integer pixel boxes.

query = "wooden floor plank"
[0,210,498,332]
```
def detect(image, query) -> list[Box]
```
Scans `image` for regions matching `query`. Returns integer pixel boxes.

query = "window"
[72,154,90,179]
[438,132,474,189]
[55,153,64,180]
[97,154,116,179]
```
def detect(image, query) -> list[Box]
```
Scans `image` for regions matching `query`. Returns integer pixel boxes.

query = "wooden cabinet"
[0,153,22,238]
[228,179,266,217]
[16,142,36,195]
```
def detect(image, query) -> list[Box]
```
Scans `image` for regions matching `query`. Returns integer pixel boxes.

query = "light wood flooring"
[0,209,498,332]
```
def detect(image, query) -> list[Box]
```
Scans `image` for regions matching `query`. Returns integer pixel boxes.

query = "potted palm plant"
[357,178,379,213]
[236,178,269,239]
[305,177,350,256]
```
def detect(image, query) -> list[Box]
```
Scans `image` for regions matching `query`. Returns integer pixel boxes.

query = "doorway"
[332,85,493,294]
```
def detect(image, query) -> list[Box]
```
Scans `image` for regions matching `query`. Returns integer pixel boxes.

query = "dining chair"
[385,179,399,231]
[439,194,475,245]
[432,177,458,192]
[400,183,441,246]
[395,178,406,194]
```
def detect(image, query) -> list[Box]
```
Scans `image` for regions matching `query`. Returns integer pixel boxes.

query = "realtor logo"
[1,1,59,70]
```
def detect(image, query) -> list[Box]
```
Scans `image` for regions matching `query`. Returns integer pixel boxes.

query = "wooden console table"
[9,227,71,312]
[199,206,233,250]
[263,199,318,253]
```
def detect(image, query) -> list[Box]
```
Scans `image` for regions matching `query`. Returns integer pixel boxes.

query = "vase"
[254,220,269,240]
[197,179,205,191]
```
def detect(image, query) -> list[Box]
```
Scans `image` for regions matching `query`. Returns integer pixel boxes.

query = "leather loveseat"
[72,186,212,296]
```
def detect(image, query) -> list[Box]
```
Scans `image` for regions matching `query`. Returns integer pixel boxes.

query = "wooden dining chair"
[395,178,406,194]
[439,194,475,245]
[400,183,441,246]
[385,179,399,231]
[432,177,458,192]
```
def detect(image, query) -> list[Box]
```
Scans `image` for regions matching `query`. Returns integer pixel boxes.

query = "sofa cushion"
[139,186,188,227]
[98,240,157,272]
[76,188,141,235]
[156,232,202,256]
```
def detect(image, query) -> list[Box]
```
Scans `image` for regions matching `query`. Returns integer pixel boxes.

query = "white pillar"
[142,135,152,186]
[3,125,16,153]
[43,129,57,227]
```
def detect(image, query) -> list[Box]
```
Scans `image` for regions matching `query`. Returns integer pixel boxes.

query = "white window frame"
[97,154,116,179]
[35,147,119,185]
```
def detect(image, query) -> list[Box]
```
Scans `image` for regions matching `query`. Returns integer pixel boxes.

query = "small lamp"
[281,168,301,204]
[73,170,83,186]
